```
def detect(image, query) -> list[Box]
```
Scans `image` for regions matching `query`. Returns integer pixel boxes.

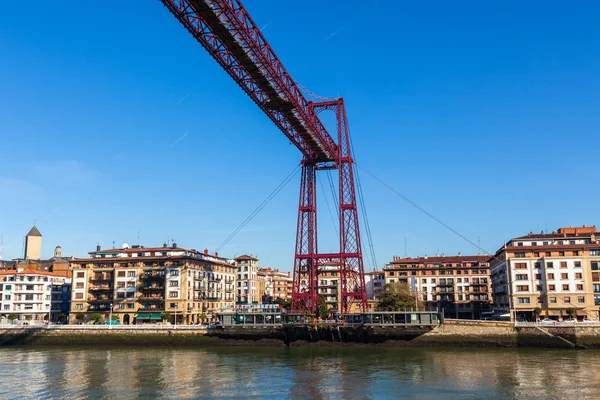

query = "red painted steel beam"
[160,0,338,163]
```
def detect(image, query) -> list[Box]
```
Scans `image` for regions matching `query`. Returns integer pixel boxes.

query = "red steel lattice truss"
[161,0,367,314]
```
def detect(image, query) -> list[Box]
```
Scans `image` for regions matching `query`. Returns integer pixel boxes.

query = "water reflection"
[0,347,599,399]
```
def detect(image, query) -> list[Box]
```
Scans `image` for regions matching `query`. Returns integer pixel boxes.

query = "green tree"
[317,295,330,319]
[377,282,422,311]
[56,313,67,323]
[90,313,104,324]
[162,312,171,322]
[565,308,576,319]
[75,313,84,322]
[199,313,207,324]
[533,307,542,321]
[7,314,17,321]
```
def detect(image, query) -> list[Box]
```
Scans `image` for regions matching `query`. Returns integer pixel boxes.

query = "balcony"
[470,281,488,286]
[138,307,164,312]
[142,272,165,280]
[89,285,113,291]
[90,276,113,282]
[138,294,164,301]
[88,306,111,312]
[207,297,220,301]
[140,286,164,291]
[88,297,112,303]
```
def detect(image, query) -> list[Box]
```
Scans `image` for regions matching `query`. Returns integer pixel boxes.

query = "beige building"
[69,244,236,324]
[384,255,492,319]
[491,226,600,321]
[258,268,292,302]
[317,262,362,314]
[24,225,42,260]
[235,254,261,304]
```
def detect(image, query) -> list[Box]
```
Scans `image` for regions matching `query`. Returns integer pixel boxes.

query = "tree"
[56,314,67,323]
[533,307,542,321]
[199,313,207,324]
[317,295,330,319]
[7,314,17,321]
[90,313,104,324]
[75,313,84,322]
[162,312,171,322]
[378,282,422,311]
[566,308,576,319]
[273,298,291,311]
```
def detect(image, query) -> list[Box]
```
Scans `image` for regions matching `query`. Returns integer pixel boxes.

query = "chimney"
[172,242,177,249]
[288,271,290,277]
[204,248,209,255]
[215,252,219,258]
[163,242,168,248]
[96,244,101,252]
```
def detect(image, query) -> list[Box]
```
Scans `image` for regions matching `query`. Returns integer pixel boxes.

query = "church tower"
[24,225,42,260]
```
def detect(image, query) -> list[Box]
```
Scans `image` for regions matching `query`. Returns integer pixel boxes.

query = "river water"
[0,347,598,399]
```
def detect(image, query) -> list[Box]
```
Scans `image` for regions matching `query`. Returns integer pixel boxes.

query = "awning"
[136,313,162,321]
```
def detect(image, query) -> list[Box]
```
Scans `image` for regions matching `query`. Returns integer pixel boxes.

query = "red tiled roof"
[234,254,258,261]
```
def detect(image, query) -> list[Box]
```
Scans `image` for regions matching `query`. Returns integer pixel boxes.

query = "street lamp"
[109,303,113,329]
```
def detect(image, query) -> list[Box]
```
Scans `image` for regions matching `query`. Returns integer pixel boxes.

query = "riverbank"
[2,320,600,348]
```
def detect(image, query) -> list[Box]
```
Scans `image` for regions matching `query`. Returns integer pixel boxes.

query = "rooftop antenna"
[137,230,140,241]
[112,240,116,248]
[404,237,407,258]
[478,237,481,256]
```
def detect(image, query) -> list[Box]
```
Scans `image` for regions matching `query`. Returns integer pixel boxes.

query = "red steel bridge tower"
[161,0,367,314]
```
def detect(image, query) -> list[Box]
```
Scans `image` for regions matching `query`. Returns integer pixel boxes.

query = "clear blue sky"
[1,1,599,270]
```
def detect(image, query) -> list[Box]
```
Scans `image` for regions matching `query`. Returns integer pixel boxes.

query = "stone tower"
[24,225,42,260]
[54,246,62,259]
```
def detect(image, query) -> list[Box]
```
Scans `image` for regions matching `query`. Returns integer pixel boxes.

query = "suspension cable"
[213,164,301,254]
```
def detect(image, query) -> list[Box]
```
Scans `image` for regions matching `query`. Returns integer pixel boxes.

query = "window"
[117,282,125,288]
[559,251,565,257]
[431,279,436,284]
[591,250,600,256]
[117,303,125,309]
[517,242,523,246]
[169,281,179,287]
[516,285,529,292]
[128,271,136,277]
[548,273,555,280]
[26,285,34,291]
[569,240,575,245]
[577,284,583,291]
[169,291,178,298]
[536,285,542,292]
[594,284,600,293]
[76,282,84,289]
[3,305,8,310]
[4,295,10,300]
[517,297,530,304]
[75,293,83,299]
[117,271,126,277]
[560,262,567,268]
[422,279,426,283]
[545,252,551,257]
[535,274,542,280]
[515,263,527,269]
[514,253,526,258]
[116,292,125,299]
[575,273,582,279]
[549,284,556,291]
[573,251,579,256]
[532,242,537,246]
[550,297,557,304]
[457,278,462,283]
[593,262,599,271]
[127,303,134,309]
[458,295,463,300]
[547,262,554,269]
[534,252,540,257]
[77,272,84,278]
[75,304,83,310]
[170,269,180,276]
[574,261,581,268]
[562,284,569,291]
[564,297,571,303]
[558,241,563,245]
[126,282,135,288]
[578,297,585,304]
[561,273,568,280]
[543,241,549,246]
[516,274,528,281]
[126,291,134,298]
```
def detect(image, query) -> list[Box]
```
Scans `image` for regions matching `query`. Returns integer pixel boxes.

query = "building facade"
[0,269,70,324]
[69,244,236,324]
[384,255,492,319]
[235,254,260,304]
[258,268,292,303]
[490,226,600,321]
[365,271,386,300]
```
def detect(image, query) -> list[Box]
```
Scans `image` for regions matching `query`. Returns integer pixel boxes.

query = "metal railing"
[0,324,207,330]
[515,321,600,328]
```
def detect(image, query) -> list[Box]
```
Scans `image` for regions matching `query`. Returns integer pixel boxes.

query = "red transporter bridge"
[161,0,367,314]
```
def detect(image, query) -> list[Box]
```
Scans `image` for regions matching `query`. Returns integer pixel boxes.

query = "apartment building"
[69,244,236,324]
[365,271,385,300]
[383,255,492,319]
[490,226,600,321]
[0,269,70,324]
[258,268,292,303]
[235,254,261,304]
[316,262,363,314]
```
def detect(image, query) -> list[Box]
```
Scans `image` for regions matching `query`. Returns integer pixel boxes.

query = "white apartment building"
[491,226,600,321]
[0,269,70,324]
[235,254,260,304]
